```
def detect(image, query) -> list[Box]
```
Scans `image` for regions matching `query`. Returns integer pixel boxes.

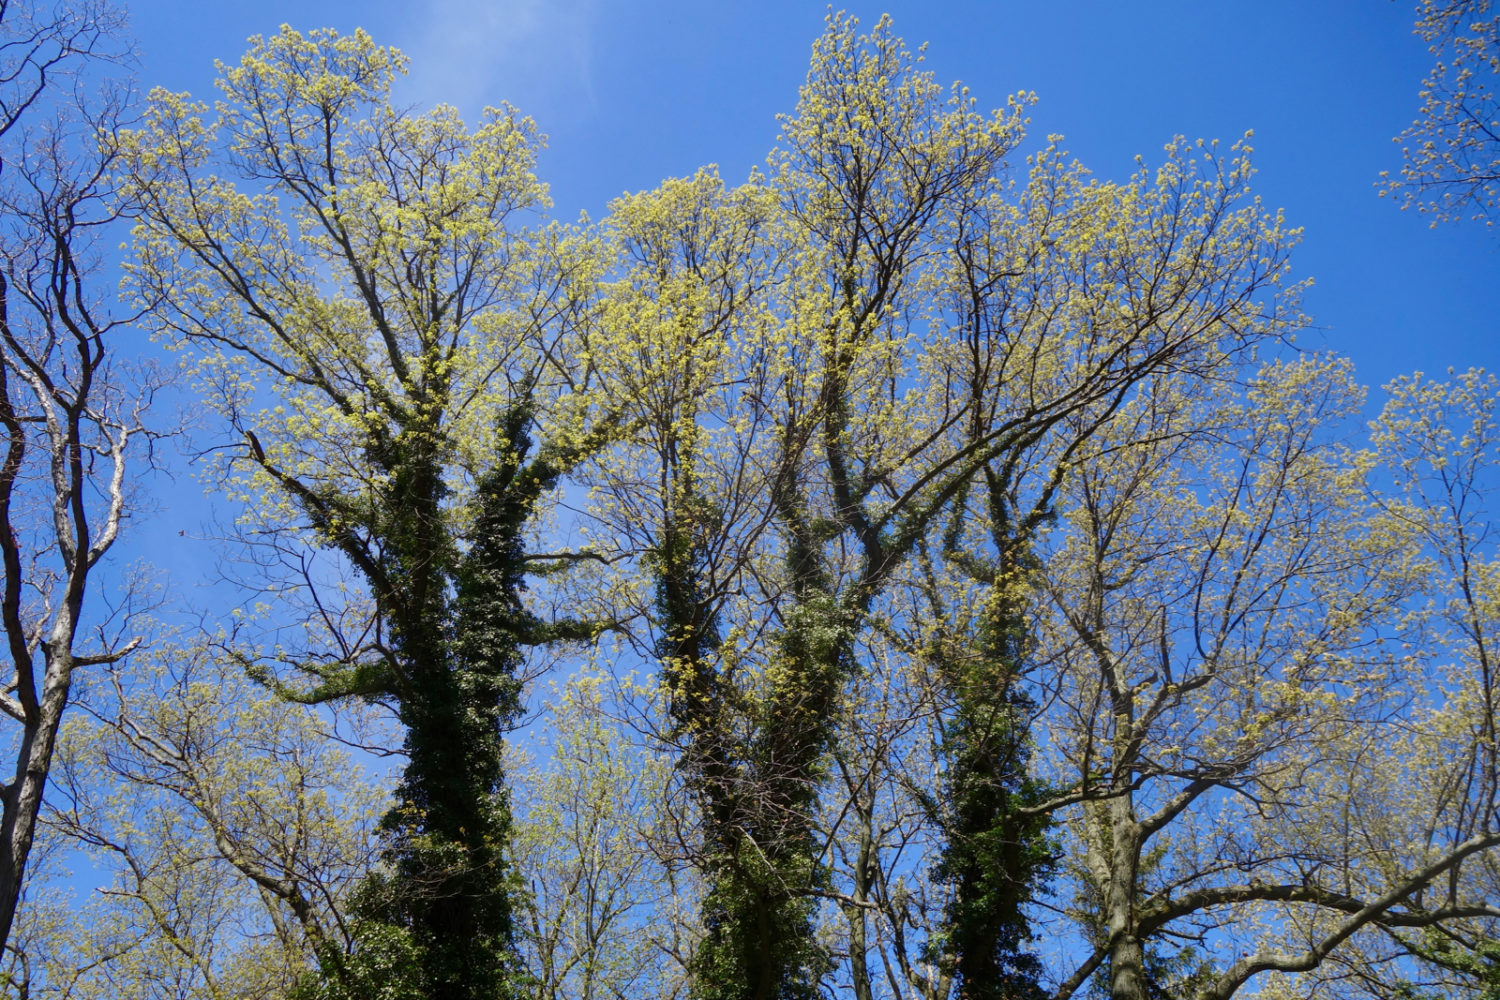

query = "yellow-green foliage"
[11,640,386,998]
[24,13,1491,1000]
[1382,0,1500,225]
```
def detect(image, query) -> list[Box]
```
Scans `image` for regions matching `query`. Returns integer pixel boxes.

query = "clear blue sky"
[125,0,1497,390]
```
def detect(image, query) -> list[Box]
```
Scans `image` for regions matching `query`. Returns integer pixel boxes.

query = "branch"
[1194,832,1500,1000]
[241,654,396,705]
[1142,881,1500,937]
[523,549,629,566]
[1051,944,1108,1000]
[71,636,140,667]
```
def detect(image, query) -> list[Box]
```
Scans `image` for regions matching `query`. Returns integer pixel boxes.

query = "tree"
[910,529,1054,1000]
[582,14,1305,999]
[1029,357,1500,1000]
[737,28,1301,995]
[0,0,148,961]
[510,669,688,1000]
[5,637,386,999]
[0,0,124,144]
[121,27,617,1000]
[1284,369,1500,1000]
[1383,0,1500,225]
[582,163,798,1000]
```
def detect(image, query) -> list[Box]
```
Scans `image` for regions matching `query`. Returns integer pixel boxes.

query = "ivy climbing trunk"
[120,27,616,1000]
[688,485,850,1000]
[355,404,529,1000]
[928,474,1055,1000]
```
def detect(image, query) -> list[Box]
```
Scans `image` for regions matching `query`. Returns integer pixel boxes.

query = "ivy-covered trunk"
[653,437,819,1000]
[932,484,1053,1000]
[931,604,1051,1000]
[327,408,589,1000]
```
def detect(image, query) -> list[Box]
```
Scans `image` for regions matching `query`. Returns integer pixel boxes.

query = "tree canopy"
[0,6,1496,1000]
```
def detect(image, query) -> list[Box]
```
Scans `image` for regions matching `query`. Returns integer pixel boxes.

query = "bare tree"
[0,0,124,144]
[0,0,147,957]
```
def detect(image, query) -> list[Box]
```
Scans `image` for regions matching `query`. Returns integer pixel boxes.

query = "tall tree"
[1298,368,1500,1000]
[0,0,147,959]
[743,17,1303,994]
[1031,357,1500,1000]
[584,165,793,1000]
[585,15,1306,999]
[121,28,617,999]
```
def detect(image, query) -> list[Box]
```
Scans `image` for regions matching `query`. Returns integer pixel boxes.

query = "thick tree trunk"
[1104,787,1147,1000]
[1107,933,1149,1000]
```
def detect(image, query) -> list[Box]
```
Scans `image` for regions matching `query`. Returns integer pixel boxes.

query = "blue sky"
[125,0,1497,392]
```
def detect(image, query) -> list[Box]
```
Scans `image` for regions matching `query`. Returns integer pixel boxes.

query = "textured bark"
[1103,791,1147,1000]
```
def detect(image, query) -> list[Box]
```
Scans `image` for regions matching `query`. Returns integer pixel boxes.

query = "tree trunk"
[0,644,70,951]
[849,785,874,1000]
[1104,791,1147,1000]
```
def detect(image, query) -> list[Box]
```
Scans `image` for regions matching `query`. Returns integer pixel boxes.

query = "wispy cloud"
[396,0,596,122]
